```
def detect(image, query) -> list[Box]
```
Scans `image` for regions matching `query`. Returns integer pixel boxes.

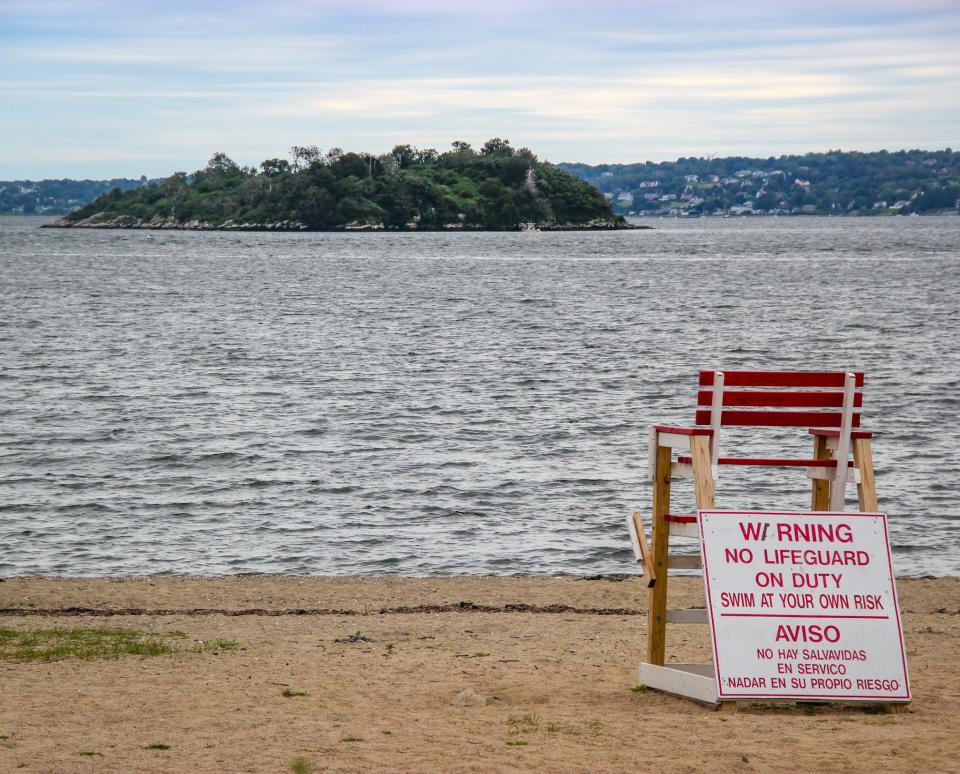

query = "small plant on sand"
[282,689,308,698]
[505,739,529,747]
[385,643,395,653]
[340,736,363,743]
[144,742,171,750]
[631,684,649,693]
[506,713,540,736]
[77,751,101,756]
[290,757,314,774]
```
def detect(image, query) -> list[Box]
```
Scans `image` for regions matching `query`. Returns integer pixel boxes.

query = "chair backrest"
[695,370,864,429]
[695,370,864,511]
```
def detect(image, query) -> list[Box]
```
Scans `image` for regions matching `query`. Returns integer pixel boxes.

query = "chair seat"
[675,455,854,468]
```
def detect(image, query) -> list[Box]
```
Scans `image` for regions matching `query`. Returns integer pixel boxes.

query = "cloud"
[1,0,958,176]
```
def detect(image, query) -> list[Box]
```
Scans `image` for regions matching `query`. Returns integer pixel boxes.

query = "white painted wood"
[709,372,724,480]
[666,608,708,624]
[639,662,718,704]
[671,462,694,478]
[829,372,857,511]
[626,512,644,563]
[669,554,702,570]
[656,432,693,451]
[668,520,699,538]
[806,466,861,484]
[647,426,658,482]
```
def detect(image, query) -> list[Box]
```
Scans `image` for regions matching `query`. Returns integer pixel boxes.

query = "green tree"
[206,152,240,176]
[391,144,417,169]
[481,137,512,156]
[289,145,321,170]
[260,158,291,176]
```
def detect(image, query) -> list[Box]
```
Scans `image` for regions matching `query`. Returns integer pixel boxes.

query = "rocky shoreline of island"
[43,213,648,231]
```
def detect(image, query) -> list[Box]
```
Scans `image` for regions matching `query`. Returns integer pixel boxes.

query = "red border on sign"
[699,510,911,701]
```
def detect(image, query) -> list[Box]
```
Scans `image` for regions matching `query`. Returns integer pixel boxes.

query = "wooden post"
[647,443,672,666]
[853,438,879,512]
[811,435,831,511]
[689,435,716,509]
[632,512,657,587]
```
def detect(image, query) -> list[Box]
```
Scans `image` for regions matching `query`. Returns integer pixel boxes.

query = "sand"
[1,575,958,773]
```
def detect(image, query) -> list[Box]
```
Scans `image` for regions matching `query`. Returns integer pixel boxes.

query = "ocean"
[1,215,958,576]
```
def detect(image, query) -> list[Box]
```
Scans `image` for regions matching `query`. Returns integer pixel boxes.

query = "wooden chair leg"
[811,435,831,511]
[689,435,716,510]
[853,438,879,512]
[647,443,672,666]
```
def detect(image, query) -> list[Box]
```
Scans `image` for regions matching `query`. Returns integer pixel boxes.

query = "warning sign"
[699,510,910,702]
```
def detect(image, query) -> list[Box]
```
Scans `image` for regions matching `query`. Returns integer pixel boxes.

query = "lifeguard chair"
[628,370,879,706]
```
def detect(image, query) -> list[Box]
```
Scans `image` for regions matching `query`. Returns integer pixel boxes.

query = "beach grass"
[0,626,238,661]
[506,713,540,736]
[290,757,314,774]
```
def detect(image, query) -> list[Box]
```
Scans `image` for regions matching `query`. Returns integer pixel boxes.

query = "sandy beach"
[1,575,958,773]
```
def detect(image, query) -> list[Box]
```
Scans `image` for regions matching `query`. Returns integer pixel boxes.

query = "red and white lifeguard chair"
[628,370,879,707]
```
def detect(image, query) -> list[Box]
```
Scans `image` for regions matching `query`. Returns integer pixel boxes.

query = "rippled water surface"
[2,215,958,576]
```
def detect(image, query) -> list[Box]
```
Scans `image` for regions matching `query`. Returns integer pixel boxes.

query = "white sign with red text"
[699,510,910,702]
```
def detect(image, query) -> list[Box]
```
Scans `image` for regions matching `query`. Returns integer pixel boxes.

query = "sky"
[1,0,959,178]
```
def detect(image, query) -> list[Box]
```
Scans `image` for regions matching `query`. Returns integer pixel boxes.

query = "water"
[1,215,958,577]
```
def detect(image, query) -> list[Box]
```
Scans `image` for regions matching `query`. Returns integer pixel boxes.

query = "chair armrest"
[653,425,714,436]
[808,428,873,439]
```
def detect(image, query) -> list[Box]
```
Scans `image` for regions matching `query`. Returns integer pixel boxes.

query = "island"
[46,139,636,232]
